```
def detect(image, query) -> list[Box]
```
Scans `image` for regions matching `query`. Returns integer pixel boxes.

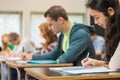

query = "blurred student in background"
[0,34,14,55]
[36,22,57,54]
[0,34,15,80]
[90,25,105,60]
[9,32,35,54]
[10,23,57,80]
[8,32,36,80]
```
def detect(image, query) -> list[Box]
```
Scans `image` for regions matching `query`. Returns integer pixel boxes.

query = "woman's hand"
[81,58,98,67]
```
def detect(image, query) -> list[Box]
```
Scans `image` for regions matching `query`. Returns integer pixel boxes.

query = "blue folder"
[27,60,57,64]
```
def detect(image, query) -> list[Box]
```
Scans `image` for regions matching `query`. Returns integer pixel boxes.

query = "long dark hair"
[86,0,120,63]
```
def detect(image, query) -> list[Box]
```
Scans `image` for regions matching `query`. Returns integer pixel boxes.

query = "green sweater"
[8,44,14,51]
[32,23,96,66]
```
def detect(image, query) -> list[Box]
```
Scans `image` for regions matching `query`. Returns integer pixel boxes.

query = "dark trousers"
[10,68,25,80]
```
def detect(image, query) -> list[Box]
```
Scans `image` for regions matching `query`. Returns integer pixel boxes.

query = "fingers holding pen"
[81,58,97,67]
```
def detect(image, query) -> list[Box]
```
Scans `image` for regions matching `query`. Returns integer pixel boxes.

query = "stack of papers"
[50,66,116,74]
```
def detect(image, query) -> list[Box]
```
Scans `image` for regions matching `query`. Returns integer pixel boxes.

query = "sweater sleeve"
[109,42,120,70]
[32,35,62,60]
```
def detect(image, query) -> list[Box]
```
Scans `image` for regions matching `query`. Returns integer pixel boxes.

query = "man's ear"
[57,17,64,24]
[108,7,115,16]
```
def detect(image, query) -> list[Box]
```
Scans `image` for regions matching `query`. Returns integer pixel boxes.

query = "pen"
[23,46,24,52]
[86,52,90,61]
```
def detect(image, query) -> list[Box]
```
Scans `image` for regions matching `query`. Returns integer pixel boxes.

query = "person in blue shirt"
[90,25,105,60]
[20,5,96,66]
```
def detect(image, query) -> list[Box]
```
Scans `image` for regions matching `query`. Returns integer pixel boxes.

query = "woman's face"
[40,32,43,37]
[89,8,108,29]
[2,36,9,44]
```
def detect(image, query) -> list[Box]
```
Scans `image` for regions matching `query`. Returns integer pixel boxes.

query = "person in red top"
[9,22,57,80]
[36,22,57,54]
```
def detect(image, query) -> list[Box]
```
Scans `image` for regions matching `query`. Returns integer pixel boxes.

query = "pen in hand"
[86,52,90,61]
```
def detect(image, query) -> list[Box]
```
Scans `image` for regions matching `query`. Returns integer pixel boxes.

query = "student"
[90,26,105,60]
[21,5,96,66]
[9,23,57,80]
[81,0,120,70]
[9,32,35,54]
[0,34,14,55]
[8,32,36,80]
[36,22,57,54]
[0,34,15,80]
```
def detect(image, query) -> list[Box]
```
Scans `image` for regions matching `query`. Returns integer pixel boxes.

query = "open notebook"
[50,66,117,74]
[16,60,57,64]
[27,60,57,64]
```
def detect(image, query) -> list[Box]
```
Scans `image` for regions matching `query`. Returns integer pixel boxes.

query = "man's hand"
[20,53,32,61]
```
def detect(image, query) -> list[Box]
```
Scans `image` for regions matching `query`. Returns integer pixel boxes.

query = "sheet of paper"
[50,66,85,71]
[50,66,116,74]
[0,55,7,61]
[64,66,115,74]
[6,57,21,61]
[16,60,28,64]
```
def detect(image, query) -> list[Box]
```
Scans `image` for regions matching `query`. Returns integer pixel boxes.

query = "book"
[50,66,117,74]
[27,60,57,64]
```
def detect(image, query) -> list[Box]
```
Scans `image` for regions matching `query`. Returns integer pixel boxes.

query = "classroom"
[0,0,120,80]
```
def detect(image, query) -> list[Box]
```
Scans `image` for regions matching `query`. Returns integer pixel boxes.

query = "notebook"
[27,60,57,64]
[50,66,117,74]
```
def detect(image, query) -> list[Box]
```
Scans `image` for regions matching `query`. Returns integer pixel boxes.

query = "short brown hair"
[9,32,19,42]
[44,5,68,21]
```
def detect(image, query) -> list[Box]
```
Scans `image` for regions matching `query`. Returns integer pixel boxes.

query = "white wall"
[0,0,89,37]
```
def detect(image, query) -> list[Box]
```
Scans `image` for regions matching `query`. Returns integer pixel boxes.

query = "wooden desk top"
[25,68,120,80]
[6,61,73,68]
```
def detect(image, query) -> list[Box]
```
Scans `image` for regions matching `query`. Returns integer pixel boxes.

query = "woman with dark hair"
[82,0,120,70]
[36,22,57,54]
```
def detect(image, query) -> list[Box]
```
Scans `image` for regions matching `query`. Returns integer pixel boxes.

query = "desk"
[0,60,6,80]
[25,68,120,80]
[6,61,72,80]
[0,61,4,80]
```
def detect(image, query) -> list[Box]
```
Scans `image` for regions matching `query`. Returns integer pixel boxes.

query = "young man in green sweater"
[21,5,96,66]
